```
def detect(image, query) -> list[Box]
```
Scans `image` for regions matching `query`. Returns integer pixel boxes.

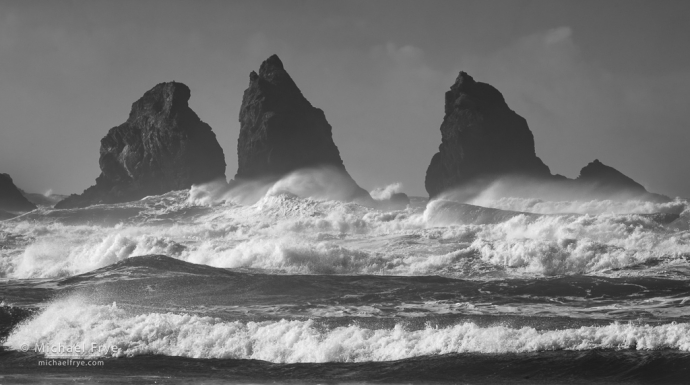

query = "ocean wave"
[5,298,690,362]
[469,196,687,216]
[2,183,689,278]
[370,183,403,201]
[459,177,689,215]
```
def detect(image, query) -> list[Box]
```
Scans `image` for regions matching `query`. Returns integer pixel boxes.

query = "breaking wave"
[469,196,687,216]
[6,297,690,362]
[1,169,689,279]
[370,183,403,201]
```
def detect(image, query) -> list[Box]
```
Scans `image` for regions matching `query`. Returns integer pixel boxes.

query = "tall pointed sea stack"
[56,82,226,209]
[425,71,668,202]
[425,72,551,198]
[235,55,370,200]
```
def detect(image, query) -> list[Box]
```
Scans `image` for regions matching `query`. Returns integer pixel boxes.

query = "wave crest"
[7,298,690,362]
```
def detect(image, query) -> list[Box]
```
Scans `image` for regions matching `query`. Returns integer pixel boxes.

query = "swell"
[4,255,690,323]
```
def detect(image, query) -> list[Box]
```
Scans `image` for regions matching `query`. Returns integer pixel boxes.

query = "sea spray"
[7,297,690,362]
[1,179,689,279]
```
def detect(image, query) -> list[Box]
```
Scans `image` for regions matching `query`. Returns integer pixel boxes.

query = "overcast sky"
[1,0,689,197]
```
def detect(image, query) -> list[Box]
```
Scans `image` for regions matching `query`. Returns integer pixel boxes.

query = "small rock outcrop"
[425,72,551,198]
[56,82,226,209]
[577,159,646,194]
[20,190,66,208]
[0,173,37,215]
[425,71,668,201]
[575,159,667,201]
[235,55,370,201]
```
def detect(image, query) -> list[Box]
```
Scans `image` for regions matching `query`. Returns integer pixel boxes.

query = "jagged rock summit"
[0,173,37,216]
[56,82,226,209]
[425,72,552,198]
[235,54,370,201]
[425,71,668,202]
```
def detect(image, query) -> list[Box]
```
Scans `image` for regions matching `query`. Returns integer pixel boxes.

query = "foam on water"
[463,178,688,215]
[6,297,690,362]
[469,196,687,216]
[1,170,689,279]
[370,183,403,201]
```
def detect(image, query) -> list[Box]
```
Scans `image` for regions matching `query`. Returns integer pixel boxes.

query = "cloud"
[544,26,572,45]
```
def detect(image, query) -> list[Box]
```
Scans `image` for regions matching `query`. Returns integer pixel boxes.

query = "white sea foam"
[469,196,687,215]
[6,298,690,362]
[1,173,688,279]
[370,183,403,201]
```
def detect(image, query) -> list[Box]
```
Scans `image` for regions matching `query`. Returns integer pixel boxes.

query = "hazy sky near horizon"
[1,0,689,197]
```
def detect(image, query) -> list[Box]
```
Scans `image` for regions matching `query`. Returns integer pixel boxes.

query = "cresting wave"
[1,171,689,279]
[5,298,690,362]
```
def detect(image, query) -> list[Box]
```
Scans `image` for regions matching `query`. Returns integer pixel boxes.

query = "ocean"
[1,179,690,383]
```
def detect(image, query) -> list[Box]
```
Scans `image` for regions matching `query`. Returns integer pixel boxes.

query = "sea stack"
[574,159,668,201]
[0,173,37,217]
[235,54,370,201]
[56,82,226,209]
[425,72,551,198]
[425,71,668,202]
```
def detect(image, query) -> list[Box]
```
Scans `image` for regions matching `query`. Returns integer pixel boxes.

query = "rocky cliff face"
[425,71,667,202]
[56,82,226,209]
[425,72,551,198]
[0,173,37,215]
[235,55,370,201]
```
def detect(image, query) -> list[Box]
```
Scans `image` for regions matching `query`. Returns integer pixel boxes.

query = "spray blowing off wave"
[2,168,690,279]
[187,167,374,207]
[470,196,687,216]
[370,183,403,201]
[6,297,690,362]
[2,191,690,278]
[440,177,685,215]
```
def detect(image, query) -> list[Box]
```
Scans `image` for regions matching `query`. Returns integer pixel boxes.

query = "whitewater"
[2,170,690,383]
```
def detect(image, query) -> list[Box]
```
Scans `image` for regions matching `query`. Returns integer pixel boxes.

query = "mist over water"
[1,168,689,280]
[2,168,690,383]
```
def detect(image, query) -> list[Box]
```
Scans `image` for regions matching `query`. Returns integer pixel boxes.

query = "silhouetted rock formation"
[576,159,645,193]
[425,71,668,202]
[56,82,226,209]
[19,190,66,208]
[574,159,667,201]
[425,72,551,198]
[235,55,370,202]
[0,173,37,215]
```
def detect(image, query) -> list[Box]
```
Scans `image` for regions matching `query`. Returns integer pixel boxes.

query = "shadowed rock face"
[425,72,552,198]
[573,159,668,201]
[56,82,226,209]
[577,159,646,194]
[0,173,37,215]
[425,71,668,202]
[235,55,370,202]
